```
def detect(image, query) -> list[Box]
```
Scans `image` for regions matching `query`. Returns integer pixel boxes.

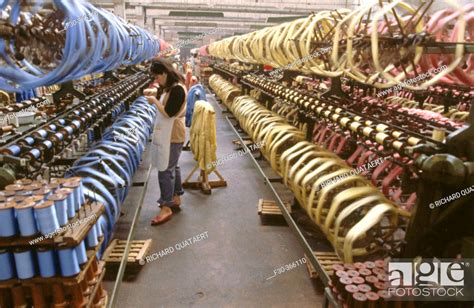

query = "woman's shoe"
[169,195,181,213]
[173,195,182,206]
[151,210,173,225]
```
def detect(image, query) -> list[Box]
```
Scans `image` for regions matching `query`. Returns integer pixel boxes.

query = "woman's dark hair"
[150,59,185,88]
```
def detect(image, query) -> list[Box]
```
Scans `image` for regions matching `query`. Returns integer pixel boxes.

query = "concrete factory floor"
[103,94,323,307]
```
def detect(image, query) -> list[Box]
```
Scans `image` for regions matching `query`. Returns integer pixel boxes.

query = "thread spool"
[23,136,35,145]
[57,188,75,218]
[33,187,52,200]
[58,248,80,277]
[343,284,358,302]
[14,195,26,203]
[332,263,345,272]
[4,145,21,156]
[15,201,38,236]
[75,241,88,265]
[372,267,385,276]
[0,202,17,237]
[24,195,44,204]
[333,269,348,285]
[1,190,16,201]
[0,288,13,308]
[52,284,68,308]
[377,273,388,282]
[15,179,33,185]
[68,177,86,205]
[347,269,360,277]
[23,183,42,194]
[377,290,391,308]
[366,291,380,308]
[337,276,353,293]
[5,184,24,193]
[344,263,356,270]
[11,286,27,308]
[31,285,46,308]
[348,292,367,308]
[353,262,366,270]
[35,129,48,138]
[0,249,15,280]
[37,248,57,278]
[358,283,372,293]
[36,179,49,185]
[359,268,372,277]
[374,281,389,292]
[45,182,60,192]
[364,261,376,269]
[13,249,36,279]
[16,190,33,198]
[86,225,99,248]
[374,260,385,268]
[365,275,379,288]
[62,180,81,211]
[352,276,365,285]
[51,178,68,186]
[68,284,87,307]
[35,200,60,235]
[47,194,68,226]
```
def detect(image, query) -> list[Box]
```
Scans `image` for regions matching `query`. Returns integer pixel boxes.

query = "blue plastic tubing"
[0,0,161,92]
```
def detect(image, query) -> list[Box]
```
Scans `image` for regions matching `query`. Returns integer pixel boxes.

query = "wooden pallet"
[232,139,254,150]
[257,199,291,225]
[258,199,291,216]
[102,239,152,279]
[305,251,343,279]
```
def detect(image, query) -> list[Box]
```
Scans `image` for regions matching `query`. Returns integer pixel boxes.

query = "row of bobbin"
[329,261,416,308]
[0,177,86,238]
[0,223,103,281]
[0,255,106,308]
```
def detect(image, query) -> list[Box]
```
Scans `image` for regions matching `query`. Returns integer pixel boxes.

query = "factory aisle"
[104,94,323,308]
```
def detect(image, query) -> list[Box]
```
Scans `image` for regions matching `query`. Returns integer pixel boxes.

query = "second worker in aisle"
[145,59,188,225]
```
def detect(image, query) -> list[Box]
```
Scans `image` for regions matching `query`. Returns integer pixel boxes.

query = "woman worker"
[145,59,187,225]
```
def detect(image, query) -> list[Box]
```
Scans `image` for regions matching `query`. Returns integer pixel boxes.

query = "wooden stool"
[182,167,227,195]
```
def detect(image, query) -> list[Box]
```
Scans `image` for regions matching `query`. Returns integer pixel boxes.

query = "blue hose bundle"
[15,89,37,102]
[0,0,161,92]
[66,96,157,254]
[185,84,207,127]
